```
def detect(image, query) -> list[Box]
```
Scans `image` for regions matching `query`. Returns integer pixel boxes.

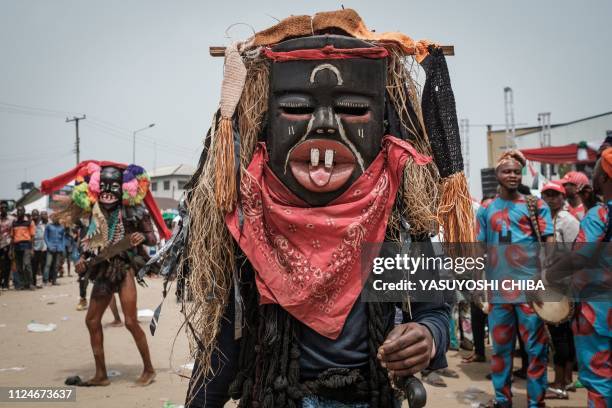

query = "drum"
[531,297,575,325]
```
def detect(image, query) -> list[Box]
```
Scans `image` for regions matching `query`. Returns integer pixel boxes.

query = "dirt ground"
[0,275,587,408]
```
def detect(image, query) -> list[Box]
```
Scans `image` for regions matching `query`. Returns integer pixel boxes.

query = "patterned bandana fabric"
[226,135,430,339]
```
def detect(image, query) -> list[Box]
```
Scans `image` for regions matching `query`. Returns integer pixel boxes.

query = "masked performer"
[41,161,171,386]
[150,9,474,407]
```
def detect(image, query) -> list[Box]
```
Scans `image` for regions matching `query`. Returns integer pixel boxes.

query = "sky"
[1,0,611,199]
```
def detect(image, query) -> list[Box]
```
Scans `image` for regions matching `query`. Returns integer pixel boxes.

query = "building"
[484,111,612,191]
[149,164,195,205]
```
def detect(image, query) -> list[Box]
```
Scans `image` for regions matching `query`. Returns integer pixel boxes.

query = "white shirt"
[553,209,580,249]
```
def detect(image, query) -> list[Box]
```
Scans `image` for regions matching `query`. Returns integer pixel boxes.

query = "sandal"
[64,376,83,386]
[462,353,486,363]
[65,375,110,387]
[437,368,459,378]
[478,400,511,408]
[460,338,474,351]
[421,370,447,387]
[545,386,568,399]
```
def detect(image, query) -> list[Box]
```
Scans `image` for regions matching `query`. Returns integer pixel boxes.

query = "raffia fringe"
[213,117,237,212]
[437,172,475,245]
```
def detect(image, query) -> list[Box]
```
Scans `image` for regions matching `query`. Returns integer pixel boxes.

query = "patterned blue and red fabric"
[477,195,553,407]
[489,303,548,407]
[476,196,553,302]
[476,196,553,245]
[572,201,612,408]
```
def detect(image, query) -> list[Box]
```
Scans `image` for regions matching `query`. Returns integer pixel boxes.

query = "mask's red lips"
[99,192,118,204]
[288,139,356,192]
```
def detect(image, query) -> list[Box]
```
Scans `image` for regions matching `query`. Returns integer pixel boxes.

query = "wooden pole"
[209,45,455,57]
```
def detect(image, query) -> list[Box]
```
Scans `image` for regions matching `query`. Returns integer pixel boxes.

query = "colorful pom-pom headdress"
[41,160,171,240]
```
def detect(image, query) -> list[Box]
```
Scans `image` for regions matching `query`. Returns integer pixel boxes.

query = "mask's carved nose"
[312,107,337,135]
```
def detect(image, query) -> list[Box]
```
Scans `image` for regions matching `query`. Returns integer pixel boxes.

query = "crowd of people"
[0,203,80,292]
[3,7,610,405]
[435,146,611,407]
[3,156,610,407]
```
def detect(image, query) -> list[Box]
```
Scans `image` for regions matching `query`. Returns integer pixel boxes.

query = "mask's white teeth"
[324,149,334,168]
[310,148,320,167]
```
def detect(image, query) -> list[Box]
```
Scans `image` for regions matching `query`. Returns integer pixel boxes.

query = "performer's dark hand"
[130,232,145,247]
[75,259,87,274]
[377,323,434,377]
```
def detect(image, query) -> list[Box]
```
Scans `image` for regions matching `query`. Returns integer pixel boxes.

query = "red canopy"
[519,143,596,164]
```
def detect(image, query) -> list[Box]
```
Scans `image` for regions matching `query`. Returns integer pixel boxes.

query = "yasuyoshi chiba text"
[371,279,545,292]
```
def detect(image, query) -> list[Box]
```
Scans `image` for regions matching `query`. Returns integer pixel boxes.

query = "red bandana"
[226,136,431,339]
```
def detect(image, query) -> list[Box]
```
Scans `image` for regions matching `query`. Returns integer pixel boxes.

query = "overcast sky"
[1,0,611,199]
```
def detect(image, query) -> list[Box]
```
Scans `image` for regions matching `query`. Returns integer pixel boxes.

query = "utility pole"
[538,112,552,179]
[132,123,155,163]
[503,87,516,150]
[66,115,86,165]
[153,140,157,173]
[460,118,470,179]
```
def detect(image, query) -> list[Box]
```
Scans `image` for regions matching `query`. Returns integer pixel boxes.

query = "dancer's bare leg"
[106,295,123,327]
[118,269,155,386]
[84,293,113,386]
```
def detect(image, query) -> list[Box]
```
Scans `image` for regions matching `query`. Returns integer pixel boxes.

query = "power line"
[83,121,196,156]
[1,101,201,162]
[466,123,529,128]
[0,152,75,175]
[82,123,195,161]
[87,116,131,133]
[87,117,198,153]
[0,147,73,163]
[0,101,82,116]
[0,107,64,119]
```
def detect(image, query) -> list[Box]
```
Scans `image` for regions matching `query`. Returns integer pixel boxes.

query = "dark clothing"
[185,233,450,406]
[14,248,32,289]
[13,219,34,287]
[0,246,10,288]
[79,273,88,298]
[31,249,46,285]
[470,301,487,357]
[185,292,239,408]
[90,256,131,297]
[298,299,450,380]
[409,301,451,370]
[186,288,450,407]
[45,250,61,284]
[548,322,575,366]
[298,302,370,379]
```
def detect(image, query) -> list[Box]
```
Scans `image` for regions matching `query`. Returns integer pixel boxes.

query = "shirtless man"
[74,166,156,386]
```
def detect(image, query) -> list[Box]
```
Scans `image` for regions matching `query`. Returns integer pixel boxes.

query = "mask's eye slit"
[279,102,313,115]
[334,101,369,116]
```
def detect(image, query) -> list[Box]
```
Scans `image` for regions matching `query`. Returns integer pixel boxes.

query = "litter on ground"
[0,367,26,373]
[137,309,154,318]
[27,322,57,332]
